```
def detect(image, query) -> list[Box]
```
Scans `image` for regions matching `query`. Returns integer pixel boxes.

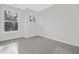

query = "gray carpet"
[0,36,79,54]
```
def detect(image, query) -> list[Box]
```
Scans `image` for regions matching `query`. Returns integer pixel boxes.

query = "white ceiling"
[7,4,54,12]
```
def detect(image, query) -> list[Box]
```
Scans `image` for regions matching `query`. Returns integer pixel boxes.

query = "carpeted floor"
[0,36,79,54]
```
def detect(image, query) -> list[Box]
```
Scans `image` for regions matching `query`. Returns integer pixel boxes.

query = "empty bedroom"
[0,4,79,54]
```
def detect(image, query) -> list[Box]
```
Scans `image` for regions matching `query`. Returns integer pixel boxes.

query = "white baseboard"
[38,35,79,47]
[24,35,38,39]
[0,34,24,42]
[24,34,79,47]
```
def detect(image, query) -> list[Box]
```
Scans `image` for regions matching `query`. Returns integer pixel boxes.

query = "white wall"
[0,5,25,41]
[24,9,39,37]
[38,4,79,47]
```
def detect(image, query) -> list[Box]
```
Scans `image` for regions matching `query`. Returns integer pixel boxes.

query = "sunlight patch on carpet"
[0,42,18,54]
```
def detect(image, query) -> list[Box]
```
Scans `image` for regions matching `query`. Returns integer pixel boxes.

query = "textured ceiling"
[7,4,54,12]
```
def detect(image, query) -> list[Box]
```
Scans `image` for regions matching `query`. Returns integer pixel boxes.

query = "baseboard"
[23,34,79,47]
[24,35,38,39]
[38,35,79,47]
[0,35,24,42]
